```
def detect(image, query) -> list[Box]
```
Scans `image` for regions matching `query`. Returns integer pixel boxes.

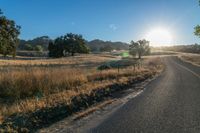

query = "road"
[90,56,200,133]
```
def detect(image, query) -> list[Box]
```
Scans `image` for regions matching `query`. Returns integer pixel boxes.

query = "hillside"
[18,36,51,51]
[160,44,200,54]
[18,38,129,52]
[87,39,129,52]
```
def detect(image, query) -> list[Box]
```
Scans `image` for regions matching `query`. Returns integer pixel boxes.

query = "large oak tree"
[129,39,150,59]
[48,33,90,58]
[0,9,20,57]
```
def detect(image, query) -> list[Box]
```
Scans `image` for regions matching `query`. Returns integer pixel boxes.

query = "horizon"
[20,36,199,47]
[0,0,200,45]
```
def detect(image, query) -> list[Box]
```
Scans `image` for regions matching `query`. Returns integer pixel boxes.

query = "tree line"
[19,36,51,52]
[18,38,129,53]
[161,44,200,54]
[87,39,129,52]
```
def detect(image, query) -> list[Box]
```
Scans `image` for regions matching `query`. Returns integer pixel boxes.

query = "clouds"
[109,24,117,31]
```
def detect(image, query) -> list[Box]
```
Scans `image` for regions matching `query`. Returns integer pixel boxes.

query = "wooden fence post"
[118,65,119,73]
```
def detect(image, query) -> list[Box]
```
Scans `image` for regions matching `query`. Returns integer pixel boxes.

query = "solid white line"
[173,61,200,79]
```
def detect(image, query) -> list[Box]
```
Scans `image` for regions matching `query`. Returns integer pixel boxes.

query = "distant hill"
[18,37,129,52]
[18,36,51,51]
[87,39,129,52]
[161,44,200,54]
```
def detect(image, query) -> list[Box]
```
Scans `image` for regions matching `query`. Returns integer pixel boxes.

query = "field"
[0,54,163,132]
[179,54,200,66]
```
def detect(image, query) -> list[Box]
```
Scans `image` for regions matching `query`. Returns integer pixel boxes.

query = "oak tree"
[129,39,150,59]
[0,9,20,57]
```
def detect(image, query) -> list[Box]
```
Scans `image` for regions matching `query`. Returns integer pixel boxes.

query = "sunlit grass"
[0,54,163,132]
[179,55,200,66]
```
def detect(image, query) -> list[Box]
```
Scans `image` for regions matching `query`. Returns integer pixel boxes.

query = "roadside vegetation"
[179,55,200,66]
[0,54,164,132]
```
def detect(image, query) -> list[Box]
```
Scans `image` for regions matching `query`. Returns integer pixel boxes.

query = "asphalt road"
[91,56,200,133]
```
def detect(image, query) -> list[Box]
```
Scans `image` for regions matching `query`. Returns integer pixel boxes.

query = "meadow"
[0,53,163,132]
[179,54,200,66]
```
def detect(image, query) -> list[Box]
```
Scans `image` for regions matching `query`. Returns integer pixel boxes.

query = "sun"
[145,27,173,47]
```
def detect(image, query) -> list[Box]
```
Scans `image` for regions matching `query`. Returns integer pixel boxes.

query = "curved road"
[91,56,200,133]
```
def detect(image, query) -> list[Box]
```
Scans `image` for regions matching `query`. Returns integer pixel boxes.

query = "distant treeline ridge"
[18,36,129,52]
[161,44,200,54]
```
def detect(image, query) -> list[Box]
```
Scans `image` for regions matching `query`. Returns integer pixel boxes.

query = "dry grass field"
[179,54,200,66]
[0,54,163,132]
[0,54,117,67]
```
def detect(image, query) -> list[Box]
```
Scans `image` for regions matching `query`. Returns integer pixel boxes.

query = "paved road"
[91,56,200,133]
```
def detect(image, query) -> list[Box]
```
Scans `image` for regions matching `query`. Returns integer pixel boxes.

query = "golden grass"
[0,54,117,67]
[0,68,87,99]
[0,54,163,127]
[0,68,154,117]
[179,55,200,66]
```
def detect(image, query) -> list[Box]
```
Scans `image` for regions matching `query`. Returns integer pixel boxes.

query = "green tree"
[194,1,200,38]
[48,41,55,57]
[194,25,200,38]
[24,44,34,51]
[0,9,20,57]
[35,45,43,52]
[129,39,150,59]
[64,33,89,56]
[100,45,113,52]
[48,39,64,57]
[48,33,90,58]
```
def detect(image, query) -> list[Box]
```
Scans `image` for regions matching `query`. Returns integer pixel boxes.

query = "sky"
[0,0,199,45]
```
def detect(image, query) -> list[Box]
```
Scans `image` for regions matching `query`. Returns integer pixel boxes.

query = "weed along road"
[90,56,200,133]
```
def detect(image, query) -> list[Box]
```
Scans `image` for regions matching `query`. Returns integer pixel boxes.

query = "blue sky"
[0,0,199,44]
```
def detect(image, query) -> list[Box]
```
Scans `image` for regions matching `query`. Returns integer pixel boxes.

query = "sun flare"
[145,27,173,47]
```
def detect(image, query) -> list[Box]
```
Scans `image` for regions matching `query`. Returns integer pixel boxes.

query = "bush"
[98,59,138,70]
[97,64,111,70]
